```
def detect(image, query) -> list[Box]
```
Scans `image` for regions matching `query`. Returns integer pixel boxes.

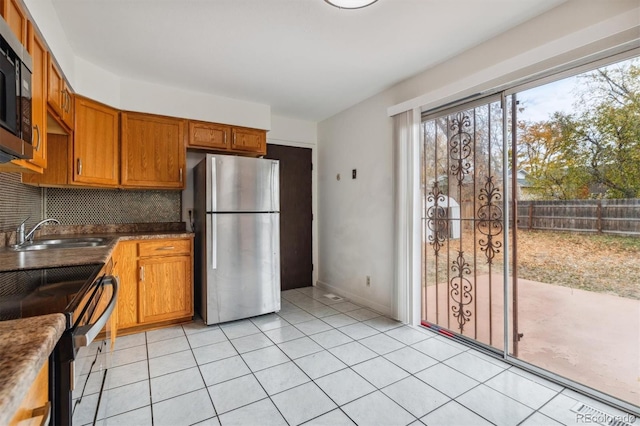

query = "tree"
[517,113,590,199]
[518,58,640,199]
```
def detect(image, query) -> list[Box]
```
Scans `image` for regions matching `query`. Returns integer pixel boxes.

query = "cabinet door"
[61,86,74,129]
[138,255,192,324]
[188,121,230,150]
[47,56,64,118]
[9,360,48,426]
[73,97,119,186]
[26,23,47,169]
[1,0,27,45]
[21,133,69,186]
[231,127,266,155]
[121,113,186,189]
[112,241,139,330]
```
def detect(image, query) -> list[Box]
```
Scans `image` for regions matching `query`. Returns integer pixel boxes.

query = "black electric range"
[0,262,118,425]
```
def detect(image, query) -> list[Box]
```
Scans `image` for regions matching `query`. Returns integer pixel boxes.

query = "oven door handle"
[73,275,119,348]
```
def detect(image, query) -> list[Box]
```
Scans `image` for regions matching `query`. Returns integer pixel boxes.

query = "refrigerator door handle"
[211,156,217,212]
[271,161,278,212]
[210,214,217,269]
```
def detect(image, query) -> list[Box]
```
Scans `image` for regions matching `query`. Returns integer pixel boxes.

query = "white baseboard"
[315,280,393,318]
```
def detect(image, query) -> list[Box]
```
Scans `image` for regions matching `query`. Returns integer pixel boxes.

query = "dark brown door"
[265,144,313,290]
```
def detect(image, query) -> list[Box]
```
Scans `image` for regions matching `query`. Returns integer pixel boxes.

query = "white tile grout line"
[96,289,612,426]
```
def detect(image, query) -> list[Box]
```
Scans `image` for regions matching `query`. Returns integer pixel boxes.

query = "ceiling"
[52,0,567,122]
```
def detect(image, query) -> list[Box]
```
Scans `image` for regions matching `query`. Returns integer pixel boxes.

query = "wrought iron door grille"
[421,99,507,349]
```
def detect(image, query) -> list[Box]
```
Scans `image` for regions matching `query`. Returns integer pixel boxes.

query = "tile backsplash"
[0,173,42,233]
[0,172,182,235]
[45,187,181,224]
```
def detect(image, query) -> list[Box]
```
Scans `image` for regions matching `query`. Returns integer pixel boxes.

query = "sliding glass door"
[419,54,639,410]
[510,56,639,408]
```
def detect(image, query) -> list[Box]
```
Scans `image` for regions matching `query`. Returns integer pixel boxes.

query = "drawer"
[138,239,191,257]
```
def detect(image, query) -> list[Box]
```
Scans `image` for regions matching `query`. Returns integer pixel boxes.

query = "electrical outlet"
[366,276,371,287]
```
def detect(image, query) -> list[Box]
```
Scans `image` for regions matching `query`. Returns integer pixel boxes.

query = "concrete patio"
[424,275,639,406]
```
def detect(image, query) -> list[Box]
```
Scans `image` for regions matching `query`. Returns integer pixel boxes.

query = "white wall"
[23,0,76,84]
[318,91,395,314]
[317,0,640,316]
[118,78,271,130]
[74,57,121,107]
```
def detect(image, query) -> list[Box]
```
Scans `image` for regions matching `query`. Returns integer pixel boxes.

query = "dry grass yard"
[516,230,640,300]
[423,229,640,300]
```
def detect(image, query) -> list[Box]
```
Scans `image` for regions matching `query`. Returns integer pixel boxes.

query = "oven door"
[65,275,119,426]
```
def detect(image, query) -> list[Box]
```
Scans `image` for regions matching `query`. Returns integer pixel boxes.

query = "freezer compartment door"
[208,155,279,213]
[206,212,281,324]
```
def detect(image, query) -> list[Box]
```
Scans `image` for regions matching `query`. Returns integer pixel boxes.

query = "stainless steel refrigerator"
[194,154,281,325]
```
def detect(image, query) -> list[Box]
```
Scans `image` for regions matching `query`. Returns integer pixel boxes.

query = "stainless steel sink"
[12,237,109,251]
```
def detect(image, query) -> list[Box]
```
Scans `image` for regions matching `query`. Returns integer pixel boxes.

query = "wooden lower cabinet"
[112,237,193,333]
[139,255,192,323]
[9,360,49,426]
[113,241,139,330]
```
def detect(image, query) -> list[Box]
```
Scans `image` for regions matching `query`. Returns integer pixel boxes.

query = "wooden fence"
[515,199,640,236]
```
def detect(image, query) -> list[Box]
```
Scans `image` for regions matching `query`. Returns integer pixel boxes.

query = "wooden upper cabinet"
[26,23,47,169]
[121,112,186,189]
[1,0,27,45]
[61,88,74,129]
[188,121,230,150]
[47,55,73,129]
[47,57,65,118]
[231,127,266,155]
[73,96,119,186]
[186,120,267,156]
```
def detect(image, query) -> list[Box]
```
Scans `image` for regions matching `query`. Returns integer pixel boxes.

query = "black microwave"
[0,15,32,163]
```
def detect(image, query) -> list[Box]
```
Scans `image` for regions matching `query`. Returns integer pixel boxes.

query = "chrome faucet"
[16,218,61,246]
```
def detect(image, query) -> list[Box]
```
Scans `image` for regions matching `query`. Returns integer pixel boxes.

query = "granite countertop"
[0,223,193,272]
[0,314,66,425]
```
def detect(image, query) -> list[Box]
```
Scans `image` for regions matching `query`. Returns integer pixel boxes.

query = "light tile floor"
[75,286,638,426]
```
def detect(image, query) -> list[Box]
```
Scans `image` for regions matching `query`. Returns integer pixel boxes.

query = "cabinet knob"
[77,158,83,175]
[179,168,183,183]
[140,266,145,281]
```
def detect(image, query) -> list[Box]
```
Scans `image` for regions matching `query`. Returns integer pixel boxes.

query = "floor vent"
[323,293,343,302]
[570,402,635,426]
